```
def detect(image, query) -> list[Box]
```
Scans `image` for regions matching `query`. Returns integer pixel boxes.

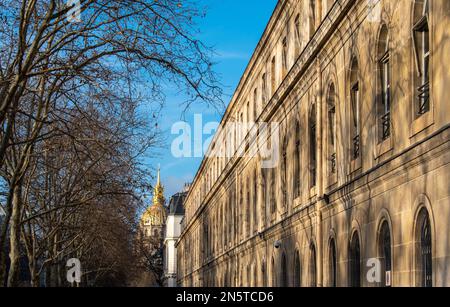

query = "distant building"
[163,184,189,287]
[140,169,167,245]
[136,168,168,287]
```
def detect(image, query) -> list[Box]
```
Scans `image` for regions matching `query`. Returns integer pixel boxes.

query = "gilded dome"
[141,204,167,226]
[141,168,167,226]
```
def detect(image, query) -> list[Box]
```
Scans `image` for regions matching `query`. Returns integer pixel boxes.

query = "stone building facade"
[164,189,188,287]
[176,0,450,287]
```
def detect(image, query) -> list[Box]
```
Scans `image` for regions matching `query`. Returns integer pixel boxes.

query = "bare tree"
[0,0,222,287]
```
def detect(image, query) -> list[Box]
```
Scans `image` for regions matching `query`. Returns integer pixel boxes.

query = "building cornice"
[180,0,358,240]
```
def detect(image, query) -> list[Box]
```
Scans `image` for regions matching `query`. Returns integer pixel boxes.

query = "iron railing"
[353,135,360,160]
[381,112,391,140]
[417,81,430,115]
[330,153,337,174]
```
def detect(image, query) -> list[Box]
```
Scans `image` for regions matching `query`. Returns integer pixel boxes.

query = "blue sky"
[148,0,278,198]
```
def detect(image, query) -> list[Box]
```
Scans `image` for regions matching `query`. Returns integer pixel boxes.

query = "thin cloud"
[215,50,250,60]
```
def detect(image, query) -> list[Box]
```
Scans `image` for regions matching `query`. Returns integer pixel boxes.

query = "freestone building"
[176,0,450,287]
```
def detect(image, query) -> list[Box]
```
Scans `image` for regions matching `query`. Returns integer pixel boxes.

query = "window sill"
[309,186,317,199]
[350,157,362,174]
[292,196,303,210]
[376,137,393,158]
[411,111,434,138]
[327,172,338,188]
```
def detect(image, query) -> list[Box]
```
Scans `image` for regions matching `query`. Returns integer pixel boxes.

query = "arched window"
[280,253,288,287]
[253,169,258,232]
[349,231,361,287]
[309,244,317,287]
[377,25,391,141]
[329,238,337,287]
[294,250,301,287]
[327,83,337,174]
[309,103,317,187]
[294,121,301,198]
[413,0,430,116]
[379,221,392,287]
[271,257,276,287]
[253,264,257,287]
[261,260,267,287]
[261,169,266,228]
[416,208,432,287]
[246,179,250,236]
[281,136,288,207]
[349,57,360,160]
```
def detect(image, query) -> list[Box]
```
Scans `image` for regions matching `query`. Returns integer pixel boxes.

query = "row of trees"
[0,0,220,287]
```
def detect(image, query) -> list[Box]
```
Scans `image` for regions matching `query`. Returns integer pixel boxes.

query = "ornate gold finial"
[153,166,165,207]
[140,166,167,226]
[157,164,161,186]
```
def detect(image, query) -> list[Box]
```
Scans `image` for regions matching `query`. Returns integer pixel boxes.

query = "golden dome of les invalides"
[141,168,168,227]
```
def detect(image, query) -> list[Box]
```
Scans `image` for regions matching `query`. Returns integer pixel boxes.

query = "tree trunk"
[7,184,22,287]
[0,207,11,287]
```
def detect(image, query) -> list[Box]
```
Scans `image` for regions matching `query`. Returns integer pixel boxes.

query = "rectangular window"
[254,88,258,120]
[282,37,288,77]
[413,15,430,116]
[380,51,391,140]
[295,14,301,54]
[328,105,336,174]
[262,73,267,103]
[351,82,360,159]
[271,56,276,95]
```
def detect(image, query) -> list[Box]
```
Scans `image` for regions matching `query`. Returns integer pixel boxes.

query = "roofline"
[185,0,285,203]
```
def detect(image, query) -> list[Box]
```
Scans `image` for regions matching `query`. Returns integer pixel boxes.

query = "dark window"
[329,239,337,287]
[282,137,287,206]
[294,122,301,198]
[262,261,267,287]
[310,244,317,287]
[379,221,392,287]
[294,251,301,287]
[327,83,337,174]
[271,167,276,215]
[350,58,360,160]
[262,73,267,104]
[271,56,277,94]
[282,37,288,77]
[378,25,391,141]
[413,0,430,116]
[349,232,361,287]
[253,170,258,232]
[271,257,276,287]
[294,14,301,55]
[254,88,258,120]
[420,210,432,287]
[281,253,288,287]
[246,180,250,236]
[310,103,317,187]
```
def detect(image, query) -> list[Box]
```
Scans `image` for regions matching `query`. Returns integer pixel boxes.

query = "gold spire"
[141,167,167,226]
[153,166,165,207]
[156,164,161,186]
